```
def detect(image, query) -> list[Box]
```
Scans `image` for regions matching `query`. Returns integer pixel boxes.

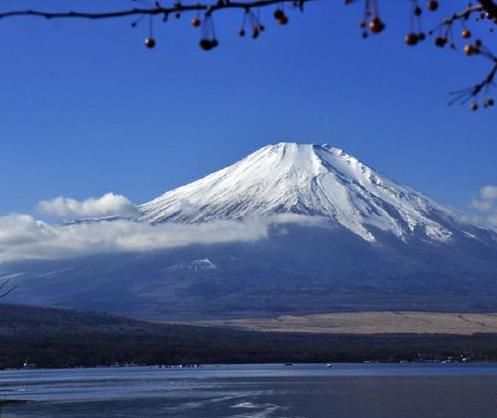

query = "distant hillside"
[3,304,497,368]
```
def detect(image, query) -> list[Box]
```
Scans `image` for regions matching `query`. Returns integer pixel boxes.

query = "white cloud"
[471,185,497,227]
[470,199,493,213]
[0,214,268,263]
[488,214,497,226]
[0,212,327,264]
[0,190,329,263]
[0,214,55,246]
[37,193,139,219]
[481,185,497,200]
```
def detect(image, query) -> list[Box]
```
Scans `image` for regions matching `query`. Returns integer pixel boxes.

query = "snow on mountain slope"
[139,143,469,242]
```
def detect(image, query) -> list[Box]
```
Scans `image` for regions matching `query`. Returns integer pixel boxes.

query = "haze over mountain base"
[3,221,497,321]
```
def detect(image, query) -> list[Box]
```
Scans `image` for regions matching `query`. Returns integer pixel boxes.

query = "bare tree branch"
[0,0,496,109]
[0,279,16,298]
[441,4,483,27]
[0,0,316,21]
[449,61,497,108]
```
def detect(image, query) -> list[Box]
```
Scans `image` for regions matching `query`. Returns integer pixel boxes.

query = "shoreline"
[2,360,497,373]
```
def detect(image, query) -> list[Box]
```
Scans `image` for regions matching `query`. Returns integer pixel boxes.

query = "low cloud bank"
[0,210,325,264]
[37,193,139,219]
[0,215,268,263]
[471,185,497,227]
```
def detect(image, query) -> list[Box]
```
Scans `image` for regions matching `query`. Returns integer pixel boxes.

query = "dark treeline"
[2,303,497,368]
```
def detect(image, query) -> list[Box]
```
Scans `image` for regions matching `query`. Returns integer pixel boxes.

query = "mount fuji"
[140,143,467,243]
[3,143,497,320]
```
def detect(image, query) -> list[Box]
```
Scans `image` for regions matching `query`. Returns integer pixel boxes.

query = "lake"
[1,363,497,417]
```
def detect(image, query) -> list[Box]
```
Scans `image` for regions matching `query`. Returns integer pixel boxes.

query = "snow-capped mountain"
[140,142,474,243]
[4,142,497,321]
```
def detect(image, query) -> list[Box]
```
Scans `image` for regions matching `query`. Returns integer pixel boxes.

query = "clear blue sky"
[1,1,495,215]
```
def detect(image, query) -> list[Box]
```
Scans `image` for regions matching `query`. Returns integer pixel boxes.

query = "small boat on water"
[22,360,36,369]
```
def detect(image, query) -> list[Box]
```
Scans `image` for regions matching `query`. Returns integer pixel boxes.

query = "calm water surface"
[1,363,497,417]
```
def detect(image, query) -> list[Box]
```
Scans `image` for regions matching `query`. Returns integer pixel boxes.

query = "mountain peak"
[139,142,462,243]
[259,141,344,157]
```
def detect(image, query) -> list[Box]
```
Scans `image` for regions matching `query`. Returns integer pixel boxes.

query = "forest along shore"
[3,304,497,368]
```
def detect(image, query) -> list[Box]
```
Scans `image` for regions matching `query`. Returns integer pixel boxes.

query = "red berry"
[369,17,385,34]
[435,36,447,47]
[144,37,156,49]
[274,9,285,20]
[199,39,213,50]
[405,33,419,46]
[191,17,201,27]
[464,44,478,55]
[427,1,439,11]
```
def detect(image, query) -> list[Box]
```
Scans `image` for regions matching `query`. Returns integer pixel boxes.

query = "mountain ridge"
[139,142,484,243]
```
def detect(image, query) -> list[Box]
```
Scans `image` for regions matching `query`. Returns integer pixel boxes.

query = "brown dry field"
[196,312,497,335]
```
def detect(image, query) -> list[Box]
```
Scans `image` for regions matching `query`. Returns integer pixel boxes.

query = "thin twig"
[442,4,483,26]
[449,60,497,105]
[0,279,16,298]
